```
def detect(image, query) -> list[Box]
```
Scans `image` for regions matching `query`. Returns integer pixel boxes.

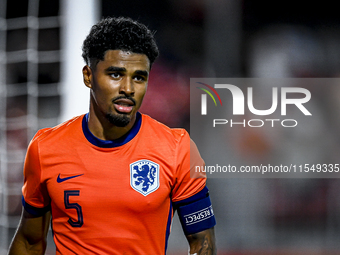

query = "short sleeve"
[171,130,206,202]
[22,131,51,215]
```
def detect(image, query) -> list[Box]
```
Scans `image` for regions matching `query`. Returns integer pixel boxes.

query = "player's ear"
[82,65,92,88]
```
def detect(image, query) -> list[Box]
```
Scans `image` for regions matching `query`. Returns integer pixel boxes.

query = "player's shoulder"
[141,113,189,143]
[31,115,84,144]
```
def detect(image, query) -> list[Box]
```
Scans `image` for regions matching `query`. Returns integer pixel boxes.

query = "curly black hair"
[82,17,159,68]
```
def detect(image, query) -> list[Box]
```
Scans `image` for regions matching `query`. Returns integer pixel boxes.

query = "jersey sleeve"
[171,130,206,203]
[22,130,51,216]
[171,130,216,235]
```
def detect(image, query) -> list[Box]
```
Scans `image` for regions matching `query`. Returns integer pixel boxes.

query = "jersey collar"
[82,112,142,148]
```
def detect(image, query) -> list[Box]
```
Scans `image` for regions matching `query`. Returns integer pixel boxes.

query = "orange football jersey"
[22,112,206,254]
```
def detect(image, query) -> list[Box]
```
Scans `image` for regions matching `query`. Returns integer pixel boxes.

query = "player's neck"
[87,110,136,141]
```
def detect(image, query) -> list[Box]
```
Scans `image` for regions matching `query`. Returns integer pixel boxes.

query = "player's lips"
[113,98,135,113]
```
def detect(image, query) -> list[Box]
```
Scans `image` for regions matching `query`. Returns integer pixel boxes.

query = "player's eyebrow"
[105,67,148,77]
[135,70,149,77]
[105,66,126,72]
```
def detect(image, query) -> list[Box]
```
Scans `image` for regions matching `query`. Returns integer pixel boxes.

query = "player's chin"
[105,113,132,127]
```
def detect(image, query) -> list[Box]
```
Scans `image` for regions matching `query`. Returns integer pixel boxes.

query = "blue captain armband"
[174,187,216,235]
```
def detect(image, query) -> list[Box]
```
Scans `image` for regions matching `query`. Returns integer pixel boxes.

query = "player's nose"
[119,78,135,96]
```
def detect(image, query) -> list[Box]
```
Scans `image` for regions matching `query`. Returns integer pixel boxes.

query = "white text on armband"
[184,205,214,226]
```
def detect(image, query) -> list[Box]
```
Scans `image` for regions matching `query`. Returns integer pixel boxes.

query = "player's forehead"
[99,50,150,70]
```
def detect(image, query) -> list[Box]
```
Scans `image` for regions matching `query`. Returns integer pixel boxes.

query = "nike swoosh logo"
[57,174,84,183]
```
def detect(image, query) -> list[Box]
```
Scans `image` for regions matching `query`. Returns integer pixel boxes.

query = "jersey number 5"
[64,190,84,227]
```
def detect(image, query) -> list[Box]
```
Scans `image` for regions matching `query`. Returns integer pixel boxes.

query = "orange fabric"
[22,113,205,254]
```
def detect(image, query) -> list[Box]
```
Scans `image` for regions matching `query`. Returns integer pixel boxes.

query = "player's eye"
[133,75,146,82]
[110,72,121,79]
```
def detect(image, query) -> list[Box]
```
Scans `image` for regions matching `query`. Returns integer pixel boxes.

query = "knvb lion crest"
[130,160,160,196]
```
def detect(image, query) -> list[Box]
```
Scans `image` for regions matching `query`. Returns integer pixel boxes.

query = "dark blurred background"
[2,0,340,254]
